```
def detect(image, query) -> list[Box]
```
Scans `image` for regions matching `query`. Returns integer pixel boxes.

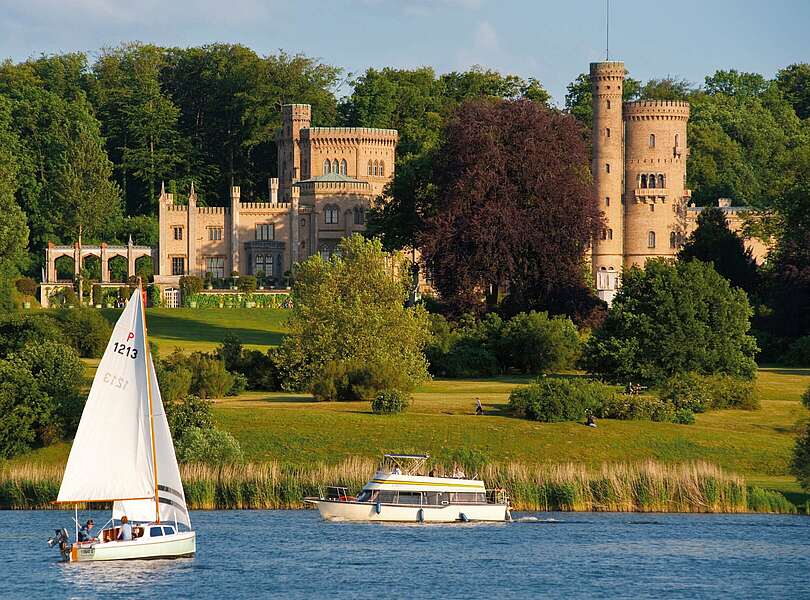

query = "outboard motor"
[47,528,71,558]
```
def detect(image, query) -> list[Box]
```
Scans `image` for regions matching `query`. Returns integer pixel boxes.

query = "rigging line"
[140,283,161,523]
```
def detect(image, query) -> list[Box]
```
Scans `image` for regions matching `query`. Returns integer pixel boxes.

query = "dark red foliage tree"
[418,99,602,317]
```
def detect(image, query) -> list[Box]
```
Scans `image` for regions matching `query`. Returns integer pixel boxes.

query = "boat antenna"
[139,277,161,523]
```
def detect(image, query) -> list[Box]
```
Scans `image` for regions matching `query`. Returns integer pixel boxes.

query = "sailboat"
[49,287,195,561]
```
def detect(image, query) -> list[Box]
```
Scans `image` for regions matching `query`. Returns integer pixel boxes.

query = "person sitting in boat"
[78,519,96,542]
[117,516,133,541]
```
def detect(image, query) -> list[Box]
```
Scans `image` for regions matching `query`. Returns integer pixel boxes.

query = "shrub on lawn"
[495,311,581,374]
[14,277,37,297]
[51,308,112,358]
[782,336,810,367]
[508,378,610,422]
[661,372,758,412]
[371,389,411,414]
[596,394,675,422]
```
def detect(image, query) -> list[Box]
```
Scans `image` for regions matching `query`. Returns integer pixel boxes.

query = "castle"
[152,104,397,289]
[589,60,765,303]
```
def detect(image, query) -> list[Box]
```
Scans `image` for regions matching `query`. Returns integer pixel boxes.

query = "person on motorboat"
[118,516,133,541]
[78,519,96,542]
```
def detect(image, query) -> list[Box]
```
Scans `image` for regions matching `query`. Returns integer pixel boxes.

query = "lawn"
[99,307,288,354]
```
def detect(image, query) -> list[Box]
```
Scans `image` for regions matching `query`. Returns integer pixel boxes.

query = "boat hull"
[68,531,196,562]
[312,500,509,523]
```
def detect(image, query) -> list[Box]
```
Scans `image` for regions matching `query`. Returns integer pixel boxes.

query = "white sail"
[58,289,155,503]
[113,354,191,528]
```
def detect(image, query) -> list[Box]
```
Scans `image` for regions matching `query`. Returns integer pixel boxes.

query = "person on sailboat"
[118,516,133,541]
[78,519,96,542]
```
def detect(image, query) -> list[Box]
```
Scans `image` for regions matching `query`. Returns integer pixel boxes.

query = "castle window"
[367,160,373,176]
[323,160,330,175]
[340,159,347,176]
[205,256,225,279]
[640,174,647,188]
[255,254,274,277]
[648,174,656,189]
[605,127,611,138]
[649,134,656,148]
[605,163,610,173]
[173,226,183,241]
[605,197,610,207]
[325,205,339,225]
[648,231,656,248]
[207,227,223,241]
[658,174,665,188]
[353,206,365,225]
[256,223,274,241]
[171,256,185,276]
[380,161,385,177]
[670,231,678,249]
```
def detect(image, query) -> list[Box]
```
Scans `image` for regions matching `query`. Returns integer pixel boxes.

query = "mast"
[139,279,161,523]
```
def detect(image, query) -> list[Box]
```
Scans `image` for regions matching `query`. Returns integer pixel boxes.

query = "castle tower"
[276,104,311,201]
[590,62,625,285]
[622,100,690,268]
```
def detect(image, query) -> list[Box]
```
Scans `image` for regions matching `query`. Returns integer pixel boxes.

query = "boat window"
[162,526,175,536]
[397,492,422,505]
[377,491,398,503]
[150,527,164,537]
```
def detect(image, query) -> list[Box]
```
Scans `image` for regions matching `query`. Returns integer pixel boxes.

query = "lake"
[2,510,809,599]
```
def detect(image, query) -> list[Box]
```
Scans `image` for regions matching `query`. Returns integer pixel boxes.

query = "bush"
[176,426,243,465]
[661,372,759,412]
[237,275,257,293]
[371,389,411,414]
[51,308,112,358]
[311,359,413,402]
[164,395,214,440]
[596,394,675,422]
[14,277,37,297]
[179,275,203,300]
[496,311,581,374]
[508,378,611,422]
[782,336,810,367]
[9,341,85,436]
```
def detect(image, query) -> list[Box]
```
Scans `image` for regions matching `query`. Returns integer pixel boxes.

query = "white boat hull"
[313,500,509,523]
[68,532,196,562]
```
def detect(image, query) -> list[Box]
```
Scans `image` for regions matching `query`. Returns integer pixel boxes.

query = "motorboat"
[48,287,195,561]
[306,454,511,523]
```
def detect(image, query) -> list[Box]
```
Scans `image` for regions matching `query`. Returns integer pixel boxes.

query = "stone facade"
[154,104,397,289]
[590,60,765,304]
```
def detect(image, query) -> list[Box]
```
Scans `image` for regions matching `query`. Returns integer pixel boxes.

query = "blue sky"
[2,0,808,105]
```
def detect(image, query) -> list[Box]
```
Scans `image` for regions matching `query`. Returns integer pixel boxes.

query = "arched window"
[641,174,648,188]
[648,231,656,248]
[340,159,347,176]
[605,127,611,138]
[323,160,330,175]
[658,174,665,188]
[670,231,677,249]
[379,161,385,177]
[649,133,656,148]
[367,160,373,176]
[648,174,656,189]
[324,205,339,225]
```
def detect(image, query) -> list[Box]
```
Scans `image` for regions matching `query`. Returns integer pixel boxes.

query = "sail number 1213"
[112,342,138,359]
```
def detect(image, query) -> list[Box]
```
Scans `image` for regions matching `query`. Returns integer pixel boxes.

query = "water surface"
[3,510,809,599]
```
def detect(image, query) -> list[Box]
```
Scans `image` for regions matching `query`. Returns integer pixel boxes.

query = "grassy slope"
[14,307,810,503]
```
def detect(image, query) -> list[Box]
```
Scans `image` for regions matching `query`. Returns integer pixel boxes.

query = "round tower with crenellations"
[590,61,626,279]
[622,100,690,268]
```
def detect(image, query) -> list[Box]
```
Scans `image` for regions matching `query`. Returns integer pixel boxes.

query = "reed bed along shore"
[0,459,796,514]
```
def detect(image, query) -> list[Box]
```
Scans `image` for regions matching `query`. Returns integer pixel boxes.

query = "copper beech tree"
[418,99,603,317]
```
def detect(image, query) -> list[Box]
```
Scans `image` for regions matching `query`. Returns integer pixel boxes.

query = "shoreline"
[1,458,799,514]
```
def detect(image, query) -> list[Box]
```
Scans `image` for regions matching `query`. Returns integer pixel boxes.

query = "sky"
[1,0,808,106]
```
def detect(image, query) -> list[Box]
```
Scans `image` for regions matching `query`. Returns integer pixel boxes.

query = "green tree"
[678,207,759,295]
[276,234,430,392]
[582,259,758,384]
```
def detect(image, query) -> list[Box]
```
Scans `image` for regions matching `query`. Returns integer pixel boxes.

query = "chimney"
[269,178,279,204]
